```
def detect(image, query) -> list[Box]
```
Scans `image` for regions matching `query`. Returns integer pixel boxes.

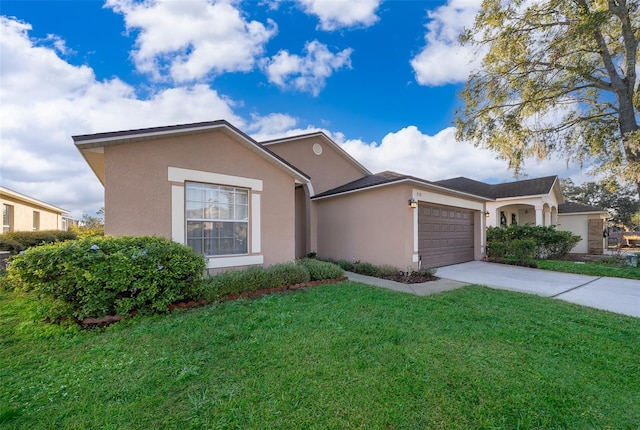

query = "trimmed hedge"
[201,260,344,302]
[7,236,206,320]
[0,238,24,255]
[487,225,580,260]
[297,258,344,281]
[0,230,77,252]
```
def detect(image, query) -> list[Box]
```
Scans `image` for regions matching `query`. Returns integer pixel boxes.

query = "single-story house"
[434,176,610,254]
[74,119,606,271]
[1,186,69,233]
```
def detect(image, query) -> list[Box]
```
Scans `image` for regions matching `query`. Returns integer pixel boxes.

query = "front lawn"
[2,283,639,429]
[535,258,640,280]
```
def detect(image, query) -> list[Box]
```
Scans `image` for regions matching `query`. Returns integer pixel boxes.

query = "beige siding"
[103,130,296,267]
[1,195,63,232]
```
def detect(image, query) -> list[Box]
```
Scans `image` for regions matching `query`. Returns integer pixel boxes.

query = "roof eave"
[0,186,69,214]
[312,178,493,202]
[74,121,311,186]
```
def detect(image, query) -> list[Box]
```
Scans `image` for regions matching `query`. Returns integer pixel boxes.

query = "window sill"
[205,255,264,269]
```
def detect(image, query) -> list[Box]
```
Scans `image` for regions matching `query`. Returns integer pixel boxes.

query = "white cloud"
[296,0,381,31]
[410,0,484,86]
[105,0,277,82]
[336,126,586,184]
[262,40,352,96]
[0,16,243,218]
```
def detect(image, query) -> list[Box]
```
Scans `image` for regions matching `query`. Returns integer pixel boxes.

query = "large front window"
[186,182,249,256]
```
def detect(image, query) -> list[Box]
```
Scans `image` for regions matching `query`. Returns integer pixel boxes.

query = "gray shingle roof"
[434,175,558,199]
[558,201,607,214]
[312,171,411,199]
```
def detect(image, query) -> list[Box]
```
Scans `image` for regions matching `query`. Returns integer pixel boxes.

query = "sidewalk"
[345,271,468,296]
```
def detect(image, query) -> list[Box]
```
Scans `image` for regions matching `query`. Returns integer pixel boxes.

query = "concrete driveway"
[436,261,640,318]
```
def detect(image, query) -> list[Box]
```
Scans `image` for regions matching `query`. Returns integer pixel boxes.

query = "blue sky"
[0,0,590,218]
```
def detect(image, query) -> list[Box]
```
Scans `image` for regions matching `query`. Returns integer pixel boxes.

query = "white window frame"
[168,167,263,269]
[185,182,249,257]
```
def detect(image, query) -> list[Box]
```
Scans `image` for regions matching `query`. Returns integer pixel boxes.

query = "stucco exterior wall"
[103,130,297,268]
[266,136,367,195]
[1,194,63,232]
[315,184,486,269]
[315,184,413,268]
[558,213,607,254]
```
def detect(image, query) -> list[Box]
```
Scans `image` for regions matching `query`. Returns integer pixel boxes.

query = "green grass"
[2,283,639,429]
[535,258,640,279]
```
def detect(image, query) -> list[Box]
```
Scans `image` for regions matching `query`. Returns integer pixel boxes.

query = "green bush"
[0,238,24,255]
[487,242,507,260]
[377,264,399,277]
[202,262,311,301]
[69,224,104,238]
[352,261,379,276]
[487,225,580,259]
[297,258,344,281]
[510,239,536,263]
[1,230,77,249]
[7,236,206,320]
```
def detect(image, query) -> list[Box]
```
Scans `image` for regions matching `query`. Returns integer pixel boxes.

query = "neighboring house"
[74,120,606,271]
[1,186,68,233]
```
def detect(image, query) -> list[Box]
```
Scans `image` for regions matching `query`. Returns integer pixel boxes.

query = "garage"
[418,203,475,268]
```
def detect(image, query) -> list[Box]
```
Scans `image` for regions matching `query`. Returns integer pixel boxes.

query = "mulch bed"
[377,271,439,284]
[81,276,349,328]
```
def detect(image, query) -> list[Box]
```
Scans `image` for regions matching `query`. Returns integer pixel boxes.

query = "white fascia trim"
[168,167,263,191]
[75,123,224,147]
[206,255,264,269]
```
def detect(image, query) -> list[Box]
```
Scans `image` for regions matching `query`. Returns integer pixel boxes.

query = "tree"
[456,0,640,196]
[81,207,104,229]
[562,178,640,227]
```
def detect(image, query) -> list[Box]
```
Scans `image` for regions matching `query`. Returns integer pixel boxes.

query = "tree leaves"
[456,0,640,194]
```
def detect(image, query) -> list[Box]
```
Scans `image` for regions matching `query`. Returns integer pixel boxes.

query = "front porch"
[486,202,558,228]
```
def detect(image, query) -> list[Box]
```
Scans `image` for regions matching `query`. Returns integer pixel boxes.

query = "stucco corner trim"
[251,194,261,253]
[171,185,185,243]
[206,255,264,269]
[168,166,263,191]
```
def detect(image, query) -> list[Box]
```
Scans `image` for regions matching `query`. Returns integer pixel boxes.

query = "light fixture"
[525,209,529,214]
[484,211,490,218]
[408,198,417,209]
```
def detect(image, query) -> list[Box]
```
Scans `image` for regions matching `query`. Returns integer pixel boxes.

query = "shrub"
[487,225,580,259]
[69,224,104,238]
[377,264,399,277]
[510,239,536,263]
[0,238,24,255]
[7,236,206,320]
[487,242,507,260]
[352,261,379,277]
[202,262,311,301]
[1,230,77,249]
[297,258,344,281]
